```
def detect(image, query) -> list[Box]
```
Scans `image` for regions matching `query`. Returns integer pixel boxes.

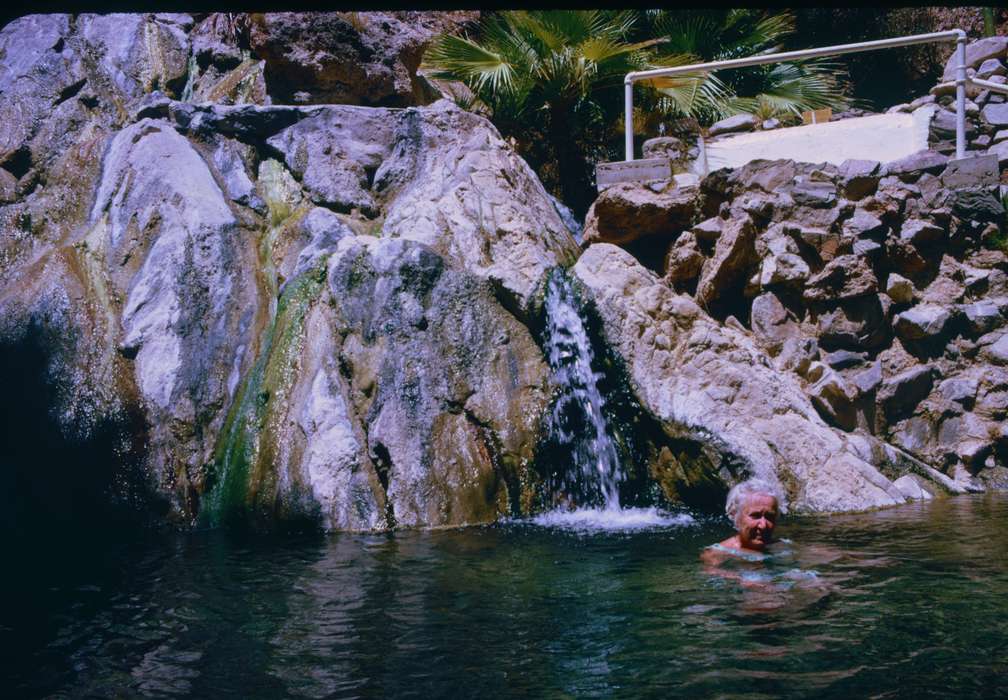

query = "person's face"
[737,493,779,551]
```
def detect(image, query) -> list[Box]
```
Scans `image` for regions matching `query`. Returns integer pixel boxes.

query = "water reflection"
[4,494,1008,698]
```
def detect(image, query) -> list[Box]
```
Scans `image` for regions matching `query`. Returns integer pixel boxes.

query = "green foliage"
[423,10,851,215]
[638,10,850,123]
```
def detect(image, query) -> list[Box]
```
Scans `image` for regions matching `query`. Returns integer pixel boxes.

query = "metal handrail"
[623,29,968,162]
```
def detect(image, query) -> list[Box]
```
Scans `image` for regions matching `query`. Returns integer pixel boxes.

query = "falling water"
[536,271,694,532]
[542,272,625,511]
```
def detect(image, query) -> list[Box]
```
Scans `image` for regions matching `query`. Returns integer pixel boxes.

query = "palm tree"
[640,10,850,124]
[424,10,660,215]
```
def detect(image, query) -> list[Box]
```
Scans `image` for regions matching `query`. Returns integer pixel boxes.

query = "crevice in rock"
[55,78,87,106]
[3,147,33,180]
[370,440,396,528]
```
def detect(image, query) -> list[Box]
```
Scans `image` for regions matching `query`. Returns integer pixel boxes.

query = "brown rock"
[804,254,878,303]
[583,182,698,245]
[695,214,756,310]
[248,11,474,106]
[664,232,706,287]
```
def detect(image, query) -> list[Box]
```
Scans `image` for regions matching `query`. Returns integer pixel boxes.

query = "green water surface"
[4,494,1008,698]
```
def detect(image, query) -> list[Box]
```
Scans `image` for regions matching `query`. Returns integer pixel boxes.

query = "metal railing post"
[624,79,633,161]
[955,30,967,160]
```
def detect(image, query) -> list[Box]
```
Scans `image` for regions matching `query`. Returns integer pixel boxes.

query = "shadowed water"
[4,494,1008,698]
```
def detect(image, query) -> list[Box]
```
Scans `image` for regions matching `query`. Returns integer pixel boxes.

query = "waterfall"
[535,271,696,532]
[543,272,625,511]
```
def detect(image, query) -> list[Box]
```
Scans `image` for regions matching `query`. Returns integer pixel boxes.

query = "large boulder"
[572,243,907,513]
[582,181,698,246]
[265,99,579,316]
[324,237,550,527]
[248,11,475,106]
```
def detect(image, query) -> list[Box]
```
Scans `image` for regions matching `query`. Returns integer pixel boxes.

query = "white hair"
[725,478,788,527]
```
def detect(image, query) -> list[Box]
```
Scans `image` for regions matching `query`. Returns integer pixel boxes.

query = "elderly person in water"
[702,478,788,562]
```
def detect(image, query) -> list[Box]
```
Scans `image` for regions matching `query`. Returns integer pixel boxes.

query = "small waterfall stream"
[543,272,624,510]
[536,272,693,531]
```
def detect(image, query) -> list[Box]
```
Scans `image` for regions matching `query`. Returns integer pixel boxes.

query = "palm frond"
[423,34,518,96]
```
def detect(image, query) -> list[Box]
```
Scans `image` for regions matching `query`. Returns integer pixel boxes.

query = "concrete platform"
[702,106,936,172]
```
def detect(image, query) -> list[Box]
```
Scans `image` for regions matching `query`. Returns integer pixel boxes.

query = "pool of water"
[4,494,1008,698]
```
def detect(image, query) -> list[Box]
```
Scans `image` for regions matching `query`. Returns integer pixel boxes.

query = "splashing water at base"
[530,507,696,534]
[540,272,629,518]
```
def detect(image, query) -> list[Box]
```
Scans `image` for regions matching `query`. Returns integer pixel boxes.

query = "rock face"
[248,12,476,106]
[601,126,1007,496]
[0,13,573,531]
[573,244,907,513]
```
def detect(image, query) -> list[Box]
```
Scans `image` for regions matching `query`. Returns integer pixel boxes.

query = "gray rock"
[347,99,578,316]
[817,296,889,352]
[878,366,934,422]
[664,233,705,286]
[288,207,355,283]
[642,136,688,161]
[792,181,837,208]
[325,237,550,527]
[691,217,723,245]
[893,474,934,500]
[695,214,757,310]
[853,361,883,395]
[960,300,1004,335]
[993,129,1008,145]
[885,150,948,178]
[950,186,1005,220]
[899,219,945,246]
[843,208,885,238]
[266,105,395,216]
[984,334,1008,364]
[730,159,796,193]
[708,113,756,136]
[988,140,1008,166]
[759,251,810,290]
[982,103,1008,127]
[807,362,858,431]
[942,36,1008,81]
[825,349,866,370]
[804,255,878,302]
[930,109,977,139]
[87,118,260,504]
[893,304,953,342]
[938,377,978,407]
[838,159,881,200]
[572,243,905,513]
[853,238,883,257]
[977,58,1007,79]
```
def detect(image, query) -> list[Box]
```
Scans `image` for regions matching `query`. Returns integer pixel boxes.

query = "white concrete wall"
[700,106,936,173]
